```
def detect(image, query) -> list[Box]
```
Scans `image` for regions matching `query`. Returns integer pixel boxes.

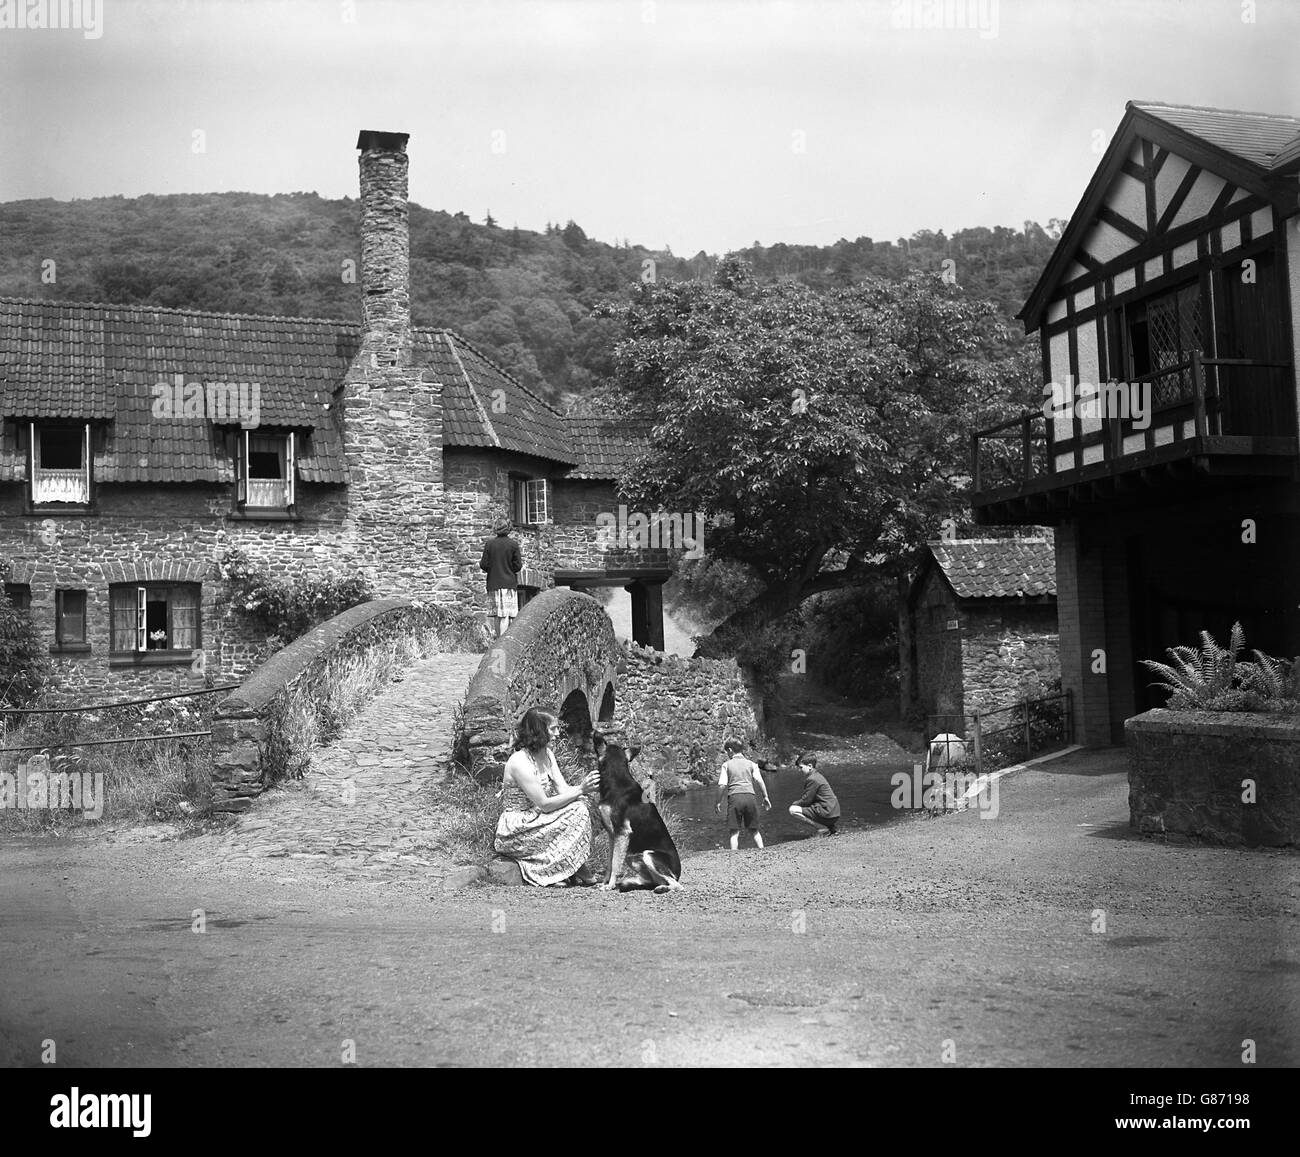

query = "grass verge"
[0,693,219,835]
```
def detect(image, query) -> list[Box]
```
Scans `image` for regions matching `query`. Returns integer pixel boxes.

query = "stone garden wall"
[1126,709,1300,846]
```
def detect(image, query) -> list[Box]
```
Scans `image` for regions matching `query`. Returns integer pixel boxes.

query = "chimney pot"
[356,130,410,153]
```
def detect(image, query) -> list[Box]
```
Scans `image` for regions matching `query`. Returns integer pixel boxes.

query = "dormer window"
[30,422,91,507]
[236,431,296,511]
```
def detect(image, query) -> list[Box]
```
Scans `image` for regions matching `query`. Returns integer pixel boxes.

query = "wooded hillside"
[0,192,1064,407]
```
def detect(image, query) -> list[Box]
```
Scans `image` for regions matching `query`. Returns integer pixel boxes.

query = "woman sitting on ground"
[494,708,600,887]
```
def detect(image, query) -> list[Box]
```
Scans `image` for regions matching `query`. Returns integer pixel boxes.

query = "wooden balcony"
[31,467,90,505]
[972,355,1298,524]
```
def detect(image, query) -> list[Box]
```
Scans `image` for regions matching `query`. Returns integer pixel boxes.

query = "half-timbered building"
[972,101,1300,745]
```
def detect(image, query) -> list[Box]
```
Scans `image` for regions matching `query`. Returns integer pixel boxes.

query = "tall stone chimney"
[356,130,411,366]
[341,130,446,595]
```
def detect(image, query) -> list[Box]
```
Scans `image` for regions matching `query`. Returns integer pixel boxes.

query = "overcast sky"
[0,0,1296,254]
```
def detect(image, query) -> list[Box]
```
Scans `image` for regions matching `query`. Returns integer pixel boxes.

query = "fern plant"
[1237,650,1289,700]
[1142,623,1299,713]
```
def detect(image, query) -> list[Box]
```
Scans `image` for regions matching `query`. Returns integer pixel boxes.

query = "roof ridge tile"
[0,294,360,327]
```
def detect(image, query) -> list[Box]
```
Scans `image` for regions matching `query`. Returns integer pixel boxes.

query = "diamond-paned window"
[1127,282,1203,409]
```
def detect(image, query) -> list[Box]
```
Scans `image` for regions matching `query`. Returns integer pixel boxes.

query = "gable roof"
[421,329,574,465]
[1019,101,1300,330]
[0,296,652,484]
[924,537,1056,600]
[1130,102,1300,171]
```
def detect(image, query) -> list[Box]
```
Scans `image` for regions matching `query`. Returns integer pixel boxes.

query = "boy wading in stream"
[715,739,771,851]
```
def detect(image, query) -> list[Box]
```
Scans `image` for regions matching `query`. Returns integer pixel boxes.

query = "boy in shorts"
[715,739,771,851]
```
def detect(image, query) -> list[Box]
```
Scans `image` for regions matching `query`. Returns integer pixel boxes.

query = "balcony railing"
[32,468,90,504]
[972,354,1297,502]
[245,478,291,508]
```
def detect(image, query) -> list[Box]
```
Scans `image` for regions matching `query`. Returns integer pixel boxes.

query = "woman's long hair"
[514,708,558,754]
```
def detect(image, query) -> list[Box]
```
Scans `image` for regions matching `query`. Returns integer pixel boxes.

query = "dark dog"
[591,733,682,893]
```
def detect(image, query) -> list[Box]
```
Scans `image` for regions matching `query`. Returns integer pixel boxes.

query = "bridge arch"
[457,587,621,781]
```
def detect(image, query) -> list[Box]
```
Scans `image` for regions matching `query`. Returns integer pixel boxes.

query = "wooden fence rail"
[0,684,235,754]
[928,689,1073,775]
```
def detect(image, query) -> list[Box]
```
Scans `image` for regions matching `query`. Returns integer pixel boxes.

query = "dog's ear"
[627,745,641,763]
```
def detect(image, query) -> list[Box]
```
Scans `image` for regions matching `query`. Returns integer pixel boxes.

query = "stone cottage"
[0,130,673,699]
[900,536,1060,727]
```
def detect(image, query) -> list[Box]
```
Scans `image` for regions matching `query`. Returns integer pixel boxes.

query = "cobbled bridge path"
[209,653,483,885]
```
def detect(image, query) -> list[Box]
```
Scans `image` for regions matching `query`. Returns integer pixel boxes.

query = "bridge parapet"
[212,599,483,811]
[458,587,620,782]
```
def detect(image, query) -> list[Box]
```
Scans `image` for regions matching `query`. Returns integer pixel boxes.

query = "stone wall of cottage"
[443,449,674,613]
[0,481,378,700]
[0,455,684,702]
[910,568,1060,729]
[443,448,558,611]
[612,642,763,777]
[960,605,1060,715]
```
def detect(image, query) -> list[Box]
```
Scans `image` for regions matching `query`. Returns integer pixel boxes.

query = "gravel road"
[1,746,1296,1067]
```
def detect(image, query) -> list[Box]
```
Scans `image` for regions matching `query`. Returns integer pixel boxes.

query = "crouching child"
[788,753,841,835]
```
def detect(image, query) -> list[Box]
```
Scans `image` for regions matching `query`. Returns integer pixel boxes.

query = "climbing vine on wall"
[218,548,376,646]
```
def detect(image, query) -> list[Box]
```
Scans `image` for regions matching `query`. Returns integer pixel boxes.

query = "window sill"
[49,643,92,656]
[228,507,300,522]
[25,504,93,517]
[109,650,200,668]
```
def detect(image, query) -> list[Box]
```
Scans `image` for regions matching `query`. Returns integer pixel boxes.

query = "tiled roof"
[420,329,575,465]
[929,537,1056,599]
[1131,101,1300,171]
[0,297,350,425]
[0,297,350,483]
[565,415,653,480]
[0,297,610,483]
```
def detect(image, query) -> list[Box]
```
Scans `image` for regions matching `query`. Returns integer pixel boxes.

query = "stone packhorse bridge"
[457,587,621,781]
[209,585,756,837]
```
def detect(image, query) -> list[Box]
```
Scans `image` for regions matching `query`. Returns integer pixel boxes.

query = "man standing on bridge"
[480,519,523,638]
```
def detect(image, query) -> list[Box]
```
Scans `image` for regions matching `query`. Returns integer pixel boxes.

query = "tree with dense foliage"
[599,257,1032,637]
[0,595,51,708]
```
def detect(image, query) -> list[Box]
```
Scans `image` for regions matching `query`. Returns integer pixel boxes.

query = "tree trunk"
[698,564,864,644]
[896,571,917,719]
